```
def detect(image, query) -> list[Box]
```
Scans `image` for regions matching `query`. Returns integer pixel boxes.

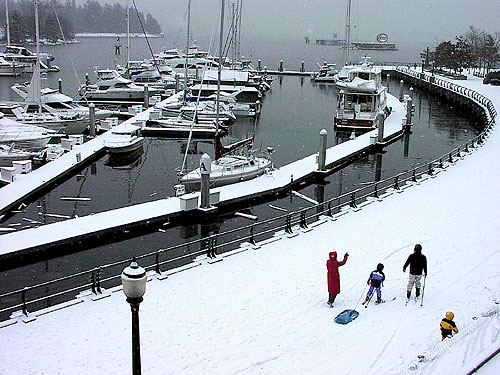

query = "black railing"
[0,72,496,322]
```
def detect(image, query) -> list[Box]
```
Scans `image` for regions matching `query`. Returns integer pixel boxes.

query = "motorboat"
[104,124,144,154]
[180,135,272,188]
[0,56,24,76]
[0,115,55,151]
[334,62,390,131]
[0,144,34,167]
[78,69,163,103]
[1,45,59,72]
[11,82,115,122]
[118,60,177,90]
[311,62,339,83]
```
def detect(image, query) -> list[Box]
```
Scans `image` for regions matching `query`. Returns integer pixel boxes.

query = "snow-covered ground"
[0,74,499,374]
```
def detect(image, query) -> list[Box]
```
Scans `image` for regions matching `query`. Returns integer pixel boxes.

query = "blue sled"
[334,309,359,324]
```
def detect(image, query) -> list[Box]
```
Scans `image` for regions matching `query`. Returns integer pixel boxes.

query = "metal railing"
[0,73,497,322]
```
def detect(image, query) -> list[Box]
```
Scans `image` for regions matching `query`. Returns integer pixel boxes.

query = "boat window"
[358,72,370,80]
[250,160,255,166]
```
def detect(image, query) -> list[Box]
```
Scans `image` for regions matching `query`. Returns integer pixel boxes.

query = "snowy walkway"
[0,74,499,374]
[0,94,405,257]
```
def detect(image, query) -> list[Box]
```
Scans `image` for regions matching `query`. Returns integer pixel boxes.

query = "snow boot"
[407,291,411,299]
[416,288,421,298]
[376,296,383,304]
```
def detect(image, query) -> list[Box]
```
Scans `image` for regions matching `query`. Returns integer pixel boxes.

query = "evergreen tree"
[146,13,161,35]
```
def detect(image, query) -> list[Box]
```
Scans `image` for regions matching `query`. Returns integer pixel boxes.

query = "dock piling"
[144,84,149,108]
[377,111,385,143]
[386,74,390,91]
[279,60,283,72]
[406,97,413,125]
[399,79,404,101]
[257,59,262,71]
[58,78,62,94]
[318,129,327,171]
[89,103,96,137]
[200,153,211,209]
[301,61,305,73]
[175,74,180,92]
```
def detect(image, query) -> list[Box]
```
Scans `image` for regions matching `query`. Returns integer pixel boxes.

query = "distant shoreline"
[75,32,164,38]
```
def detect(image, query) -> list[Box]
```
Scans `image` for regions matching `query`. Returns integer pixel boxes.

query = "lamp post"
[121,259,147,375]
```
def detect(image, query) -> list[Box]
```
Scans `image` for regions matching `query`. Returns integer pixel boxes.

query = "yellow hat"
[445,311,454,320]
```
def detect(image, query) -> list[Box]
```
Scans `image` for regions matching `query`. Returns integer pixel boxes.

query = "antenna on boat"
[34,0,42,115]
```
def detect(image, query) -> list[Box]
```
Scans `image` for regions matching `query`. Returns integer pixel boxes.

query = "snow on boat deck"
[0,91,406,257]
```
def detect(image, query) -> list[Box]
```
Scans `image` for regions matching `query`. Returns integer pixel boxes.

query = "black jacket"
[403,252,427,275]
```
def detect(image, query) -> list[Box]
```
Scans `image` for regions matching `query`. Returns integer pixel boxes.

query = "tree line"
[0,0,162,44]
[423,26,500,74]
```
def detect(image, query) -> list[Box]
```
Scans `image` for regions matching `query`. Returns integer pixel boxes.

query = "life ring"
[78,84,87,97]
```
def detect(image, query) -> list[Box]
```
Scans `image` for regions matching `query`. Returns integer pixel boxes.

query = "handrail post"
[249,225,256,245]
[428,163,434,176]
[350,192,357,208]
[155,251,161,275]
[439,158,444,169]
[96,267,102,294]
[373,183,379,198]
[90,269,96,294]
[394,176,400,190]
[21,288,28,316]
[285,214,293,234]
[327,201,332,217]
[299,211,308,229]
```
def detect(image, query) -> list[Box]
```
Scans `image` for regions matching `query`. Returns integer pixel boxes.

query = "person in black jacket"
[403,244,427,300]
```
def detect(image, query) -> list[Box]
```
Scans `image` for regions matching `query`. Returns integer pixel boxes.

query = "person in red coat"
[326,251,349,307]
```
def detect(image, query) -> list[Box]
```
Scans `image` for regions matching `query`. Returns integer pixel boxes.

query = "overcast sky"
[86,0,500,44]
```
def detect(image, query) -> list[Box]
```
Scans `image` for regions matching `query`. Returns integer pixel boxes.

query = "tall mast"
[344,0,352,65]
[237,0,242,61]
[216,0,224,130]
[126,0,130,64]
[183,0,191,104]
[34,0,41,114]
[5,0,10,45]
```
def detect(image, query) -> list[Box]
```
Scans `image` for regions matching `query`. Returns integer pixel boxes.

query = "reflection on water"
[0,39,483,295]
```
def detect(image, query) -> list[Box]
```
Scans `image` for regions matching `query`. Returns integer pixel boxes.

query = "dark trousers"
[328,293,337,304]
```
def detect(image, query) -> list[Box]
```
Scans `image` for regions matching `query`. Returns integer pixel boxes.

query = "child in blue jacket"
[364,263,385,304]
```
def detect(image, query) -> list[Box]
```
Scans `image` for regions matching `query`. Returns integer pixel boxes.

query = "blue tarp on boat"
[334,309,359,324]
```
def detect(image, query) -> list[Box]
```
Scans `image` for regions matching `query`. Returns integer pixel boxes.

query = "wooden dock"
[0,92,407,268]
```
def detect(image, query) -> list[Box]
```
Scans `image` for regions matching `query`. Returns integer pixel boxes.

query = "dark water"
[0,37,482,299]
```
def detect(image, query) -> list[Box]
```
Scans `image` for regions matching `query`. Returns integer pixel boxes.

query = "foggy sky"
[85,0,500,44]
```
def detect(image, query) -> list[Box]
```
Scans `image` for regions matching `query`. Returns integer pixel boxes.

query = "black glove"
[345,252,349,257]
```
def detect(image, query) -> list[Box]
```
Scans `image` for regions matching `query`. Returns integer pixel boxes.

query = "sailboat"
[179,0,272,189]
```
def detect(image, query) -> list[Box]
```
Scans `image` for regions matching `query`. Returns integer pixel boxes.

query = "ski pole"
[353,284,368,311]
[420,275,426,307]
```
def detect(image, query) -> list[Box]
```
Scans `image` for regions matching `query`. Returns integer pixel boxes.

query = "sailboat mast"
[5,0,10,45]
[237,0,242,61]
[183,0,191,104]
[34,0,41,114]
[344,0,352,65]
[216,0,224,129]
[126,0,130,64]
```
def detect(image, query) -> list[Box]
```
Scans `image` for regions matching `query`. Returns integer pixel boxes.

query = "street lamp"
[121,258,147,375]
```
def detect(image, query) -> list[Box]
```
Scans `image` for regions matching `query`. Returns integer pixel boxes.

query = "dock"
[0,91,407,267]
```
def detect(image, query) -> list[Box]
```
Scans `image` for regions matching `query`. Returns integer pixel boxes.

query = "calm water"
[0,37,482,297]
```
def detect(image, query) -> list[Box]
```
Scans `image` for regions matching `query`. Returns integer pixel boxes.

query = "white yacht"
[0,56,24,76]
[0,115,55,151]
[1,45,59,72]
[334,62,389,131]
[180,136,272,188]
[104,124,144,154]
[311,62,339,83]
[78,69,163,103]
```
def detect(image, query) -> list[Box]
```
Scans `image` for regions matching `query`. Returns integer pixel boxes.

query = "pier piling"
[318,129,327,171]
[89,103,96,137]
[200,153,211,209]
[279,60,283,72]
[301,61,305,73]
[144,84,149,108]
[257,59,262,71]
[386,74,390,91]
[399,80,404,101]
[58,78,62,94]
[377,111,385,144]
[406,97,413,125]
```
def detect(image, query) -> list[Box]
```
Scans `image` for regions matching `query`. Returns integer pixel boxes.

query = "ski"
[365,296,395,308]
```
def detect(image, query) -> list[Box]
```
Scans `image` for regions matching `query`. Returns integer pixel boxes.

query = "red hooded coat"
[327,251,348,294]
